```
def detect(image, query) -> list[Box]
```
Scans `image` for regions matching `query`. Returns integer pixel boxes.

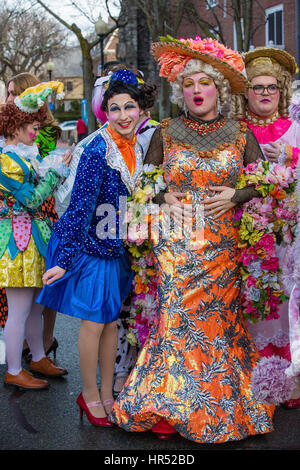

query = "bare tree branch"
[34,0,127,132]
[0,4,66,81]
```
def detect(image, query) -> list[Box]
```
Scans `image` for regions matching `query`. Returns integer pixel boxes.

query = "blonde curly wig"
[231,57,292,120]
[170,59,231,111]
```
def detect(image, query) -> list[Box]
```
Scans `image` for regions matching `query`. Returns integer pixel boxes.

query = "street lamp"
[46,60,54,81]
[95,15,109,75]
[46,60,55,111]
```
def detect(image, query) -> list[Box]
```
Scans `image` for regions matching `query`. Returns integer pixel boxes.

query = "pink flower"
[234,207,243,221]
[145,252,155,266]
[244,162,258,174]
[254,233,275,258]
[261,257,279,273]
[240,251,255,266]
[247,276,258,288]
[127,223,149,245]
[283,228,293,244]
[243,302,259,317]
[260,197,274,215]
[267,164,293,187]
[251,213,271,230]
[265,296,280,320]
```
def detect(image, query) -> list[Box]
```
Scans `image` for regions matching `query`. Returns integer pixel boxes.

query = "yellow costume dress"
[110,115,275,443]
[0,144,61,288]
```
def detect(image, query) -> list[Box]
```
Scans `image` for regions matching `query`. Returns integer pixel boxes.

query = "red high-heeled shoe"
[152,419,177,440]
[76,393,113,427]
[281,397,300,409]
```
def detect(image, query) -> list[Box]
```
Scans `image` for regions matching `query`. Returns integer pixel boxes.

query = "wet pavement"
[0,313,299,454]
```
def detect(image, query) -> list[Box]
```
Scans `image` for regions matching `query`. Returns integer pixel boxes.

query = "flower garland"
[125,164,166,348]
[235,160,297,323]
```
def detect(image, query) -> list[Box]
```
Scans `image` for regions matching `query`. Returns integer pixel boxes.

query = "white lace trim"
[0,137,39,162]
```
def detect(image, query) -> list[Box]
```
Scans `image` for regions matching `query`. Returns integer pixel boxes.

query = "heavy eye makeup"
[183,78,214,88]
[109,102,138,112]
[183,80,194,88]
[198,78,214,86]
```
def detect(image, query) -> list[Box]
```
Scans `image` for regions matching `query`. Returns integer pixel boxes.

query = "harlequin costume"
[234,48,300,406]
[110,37,275,443]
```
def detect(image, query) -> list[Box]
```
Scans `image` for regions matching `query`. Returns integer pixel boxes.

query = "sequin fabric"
[37,126,60,226]
[0,236,45,287]
[146,115,265,205]
[110,117,275,443]
[53,127,143,271]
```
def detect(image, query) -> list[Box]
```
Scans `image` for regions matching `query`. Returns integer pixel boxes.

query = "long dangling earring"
[183,101,188,116]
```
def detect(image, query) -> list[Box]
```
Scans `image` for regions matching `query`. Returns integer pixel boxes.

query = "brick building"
[178,1,300,76]
[117,1,299,83]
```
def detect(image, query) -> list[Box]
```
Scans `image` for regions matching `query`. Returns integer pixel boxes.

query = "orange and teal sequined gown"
[110,115,275,443]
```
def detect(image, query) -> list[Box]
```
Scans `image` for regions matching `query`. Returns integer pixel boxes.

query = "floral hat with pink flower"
[151,35,247,94]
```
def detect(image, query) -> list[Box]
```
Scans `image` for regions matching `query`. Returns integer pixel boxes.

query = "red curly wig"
[0,103,47,138]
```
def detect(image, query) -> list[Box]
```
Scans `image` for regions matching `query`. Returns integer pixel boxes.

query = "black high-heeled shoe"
[23,338,59,363]
[45,338,58,359]
[22,347,30,359]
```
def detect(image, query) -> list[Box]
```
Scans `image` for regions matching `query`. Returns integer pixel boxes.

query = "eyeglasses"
[250,84,280,95]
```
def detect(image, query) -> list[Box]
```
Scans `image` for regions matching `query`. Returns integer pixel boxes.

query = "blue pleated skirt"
[37,232,133,323]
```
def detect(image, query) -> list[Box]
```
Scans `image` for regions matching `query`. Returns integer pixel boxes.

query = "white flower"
[155,175,167,193]
[143,164,155,173]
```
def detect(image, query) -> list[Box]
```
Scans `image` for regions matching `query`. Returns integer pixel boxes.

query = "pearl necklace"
[245,109,280,126]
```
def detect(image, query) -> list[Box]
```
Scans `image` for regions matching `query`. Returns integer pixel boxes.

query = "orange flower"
[270,187,286,200]
[223,51,245,72]
[135,282,148,294]
[159,53,190,82]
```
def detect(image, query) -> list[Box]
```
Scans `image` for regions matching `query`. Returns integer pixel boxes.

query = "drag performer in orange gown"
[110,36,275,443]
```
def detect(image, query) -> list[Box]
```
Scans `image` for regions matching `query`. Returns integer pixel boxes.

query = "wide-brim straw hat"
[151,35,247,94]
[243,47,298,75]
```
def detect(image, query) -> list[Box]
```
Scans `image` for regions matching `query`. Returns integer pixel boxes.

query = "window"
[265,4,284,47]
[206,0,218,9]
[66,81,73,92]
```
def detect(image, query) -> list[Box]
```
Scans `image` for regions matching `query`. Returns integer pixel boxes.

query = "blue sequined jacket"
[53,127,143,271]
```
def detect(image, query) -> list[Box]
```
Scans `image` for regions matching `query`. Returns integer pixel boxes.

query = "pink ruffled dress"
[244,116,300,362]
